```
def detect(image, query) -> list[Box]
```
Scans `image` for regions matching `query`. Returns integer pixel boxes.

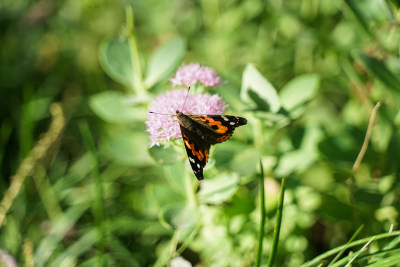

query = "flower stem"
[267,178,285,267]
[175,223,201,255]
[0,103,64,227]
[255,160,266,267]
[125,6,146,96]
[167,230,181,266]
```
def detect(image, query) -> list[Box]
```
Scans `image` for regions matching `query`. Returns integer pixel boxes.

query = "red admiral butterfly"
[150,88,247,180]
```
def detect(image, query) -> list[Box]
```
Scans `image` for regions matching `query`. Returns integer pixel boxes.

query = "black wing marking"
[204,115,247,133]
[180,125,210,180]
[190,115,247,144]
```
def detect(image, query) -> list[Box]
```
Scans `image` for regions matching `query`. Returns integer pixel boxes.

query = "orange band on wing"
[204,149,209,163]
[197,116,228,134]
[184,138,205,161]
[216,133,232,143]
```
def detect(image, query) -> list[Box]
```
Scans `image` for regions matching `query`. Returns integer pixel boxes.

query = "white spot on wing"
[189,157,195,163]
[222,116,229,121]
[230,122,235,125]
[197,163,200,169]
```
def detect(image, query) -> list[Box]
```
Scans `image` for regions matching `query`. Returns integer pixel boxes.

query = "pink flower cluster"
[146,89,226,147]
[146,63,224,146]
[170,63,221,87]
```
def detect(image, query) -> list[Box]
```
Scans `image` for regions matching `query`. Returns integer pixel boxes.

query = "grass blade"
[34,204,89,267]
[79,120,107,267]
[344,0,372,35]
[331,247,400,267]
[255,160,266,267]
[302,231,400,267]
[49,229,101,267]
[344,236,374,267]
[357,52,400,92]
[328,225,364,266]
[366,248,400,267]
[267,178,286,267]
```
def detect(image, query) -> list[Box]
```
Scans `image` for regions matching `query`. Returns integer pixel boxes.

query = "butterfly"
[176,111,247,180]
[150,87,247,180]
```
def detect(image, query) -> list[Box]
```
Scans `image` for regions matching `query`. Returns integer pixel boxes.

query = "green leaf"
[253,111,290,128]
[149,145,182,164]
[99,38,133,88]
[109,216,170,236]
[159,202,197,230]
[344,0,372,35]
[198,173,240,204]
[108,238,142,267]
[357,52,400,92]
[144,38,186,88]
[34,205,90,267]
[49,229,101,267]
[275,126,322,176]
[102,131,153,167]
[241,63,281,113]
[230,147,260,176]
[275,149,316,176]
[89,91,147,123]
[26,97,53,121]
[279,74,319,112]
[163,162,187,195]
[152,184,186,208]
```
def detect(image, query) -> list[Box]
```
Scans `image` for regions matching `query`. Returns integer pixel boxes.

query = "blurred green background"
[1,0,400,266]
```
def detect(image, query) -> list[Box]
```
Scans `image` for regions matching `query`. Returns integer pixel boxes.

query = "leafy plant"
[0,0,400,266]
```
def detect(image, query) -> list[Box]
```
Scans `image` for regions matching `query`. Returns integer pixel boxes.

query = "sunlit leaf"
[145,38,186,88]
[102,131,153,167]
[159,202,197,230]
[198,173,240,204]
[149,145,181,164]
[254,111,290,128]
[279,74,319,113]
[241,64,281,112]
[152,184,186,208]
[275,149,316,177]
[89,91,147,123]
[230,147,260,176]
[275,126,322,176]
[99,38,133,88]
[163,162,187,195]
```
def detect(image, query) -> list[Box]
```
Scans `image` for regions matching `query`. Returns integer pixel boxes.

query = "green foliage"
[99,39,134,88]
[1,0,400,266]
[89,91,147,123]
[241,63,281,112]
[198,173,240,204]
[144,38,186,88]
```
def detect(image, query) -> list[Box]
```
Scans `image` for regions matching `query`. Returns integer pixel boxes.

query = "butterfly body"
[176,110,247,180]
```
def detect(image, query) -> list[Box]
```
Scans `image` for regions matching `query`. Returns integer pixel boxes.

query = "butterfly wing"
[179,125,210,180]
[190,115,247,144]
[176,111,246,180]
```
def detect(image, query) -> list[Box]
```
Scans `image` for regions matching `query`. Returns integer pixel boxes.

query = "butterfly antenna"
[149,111,174,116]
[180,86,191,112]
